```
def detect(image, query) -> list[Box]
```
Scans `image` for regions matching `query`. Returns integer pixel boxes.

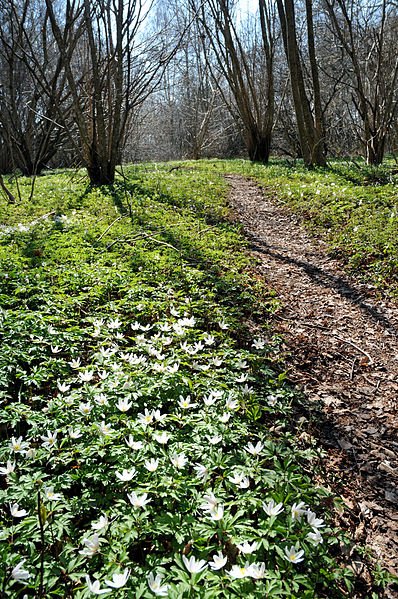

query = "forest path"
[226,174,398,580]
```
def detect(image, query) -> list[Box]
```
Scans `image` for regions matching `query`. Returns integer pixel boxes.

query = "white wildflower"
[79,370,94,382]
[203,394,217,406]
[307,530,323,545]
[179,316,196,327]
[107,318,122,330]
[306,510,325,529]
[105,568,130,589]
[228,472,250,489]
[126,436,144,450]
[137,409,153,427]
[209,551,227,570]
[250,562,266,579]
[127,492,151,508]
[193,463,208,481]
[153,431,170,444]
[147,572,170,596]
[207,434,222,445]
[57,382,70,393]
[79,534,101,557]
[263,499,284,517]
[182,555,207,574]
[284,545,305,563]
[10,436,29,454]
[178,395,198,410]
[24,448,36,460]
[68,428,82,439]
[241,383,253,394]
[10,503,28,518]
[203,334,215,345]
[40,430,58,449]
[85,575,110,595]
[244,441,264,456]
[144,459,159,472]
[69,358,81,369]
[94,394,108,406]
[11,560,31,582]
[208,504,224,521]
[225,397,239,410]
[291,501,307,521]
[116,398,132,412]
[98,422,113,437]
[152,409,167,423]
[219,412,231,423]
[237,541,258,554]
[252,338,266,349]
[44,487,63,501]
[116,468,137,482]
[92,515,109,531]
[78,402,93,415]
[228,563,252,579]
[0,461,16,476]
[170,453,187,469]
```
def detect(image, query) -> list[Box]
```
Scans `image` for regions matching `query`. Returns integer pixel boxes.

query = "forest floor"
[226,174,398,586]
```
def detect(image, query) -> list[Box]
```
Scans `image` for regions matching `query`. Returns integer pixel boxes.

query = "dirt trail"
[226,174,398,580]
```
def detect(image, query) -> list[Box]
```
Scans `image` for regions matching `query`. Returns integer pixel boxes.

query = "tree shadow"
[88,179,271,337]
[247,232,398,337]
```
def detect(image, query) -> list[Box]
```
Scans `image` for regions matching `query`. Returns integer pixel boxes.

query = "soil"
[226,174,398,596]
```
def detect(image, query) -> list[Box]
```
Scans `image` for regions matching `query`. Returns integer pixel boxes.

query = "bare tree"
[193,0,276,164]
[15,0,184,185]
[0,0,69,175]
[323,0,398,165]
[276,0,326,166]
[177,37,223,159]
[160,0,227,160]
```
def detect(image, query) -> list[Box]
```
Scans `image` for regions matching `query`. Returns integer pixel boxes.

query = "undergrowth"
[0,163,391,597]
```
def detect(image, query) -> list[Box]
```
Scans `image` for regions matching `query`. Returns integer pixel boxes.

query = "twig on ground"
[143,234,180,253]
[279,319,375,366]
[105,231,180,255]
[334,335,374,365]
[349,358,357,381]
[106,231,159,251]
[292,320,330,331]
[31,211,56,224]
[95,216,125,243]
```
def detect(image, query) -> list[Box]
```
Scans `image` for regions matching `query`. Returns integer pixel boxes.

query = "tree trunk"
[246,129,272,163]
[87,156,116,186]
[366,135,386,166]
[199,0,275,167]
[276,0,326,167]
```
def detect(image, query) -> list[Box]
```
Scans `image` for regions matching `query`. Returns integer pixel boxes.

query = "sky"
[240,0,259,14]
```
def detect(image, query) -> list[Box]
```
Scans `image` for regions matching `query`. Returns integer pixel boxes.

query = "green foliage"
[0,163,386,597]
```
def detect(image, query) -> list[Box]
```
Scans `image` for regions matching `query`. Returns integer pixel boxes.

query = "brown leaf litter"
[226,174,398,595]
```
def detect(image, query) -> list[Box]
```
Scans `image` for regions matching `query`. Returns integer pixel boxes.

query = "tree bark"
[276,0,326,167]
[198,0,275,165]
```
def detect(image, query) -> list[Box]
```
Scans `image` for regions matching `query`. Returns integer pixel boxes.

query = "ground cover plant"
[190,158,398,296]
[0,163,379,597]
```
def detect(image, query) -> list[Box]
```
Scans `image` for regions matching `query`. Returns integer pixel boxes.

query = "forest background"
[0,0,397,185]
